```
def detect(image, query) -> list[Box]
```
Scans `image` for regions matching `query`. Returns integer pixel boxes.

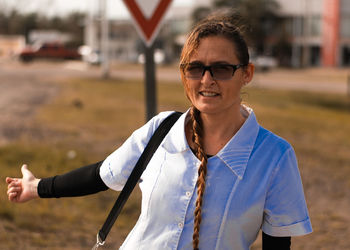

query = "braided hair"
[190,106,207,250]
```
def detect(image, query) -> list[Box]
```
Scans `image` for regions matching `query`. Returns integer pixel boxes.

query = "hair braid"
[190,106,208,250]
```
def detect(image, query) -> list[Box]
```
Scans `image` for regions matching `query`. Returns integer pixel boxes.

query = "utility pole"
[144,43,157,121]
[292,17,301,68]
[303,0,311,67]
[86,0,96,55]
[100,0,110,79]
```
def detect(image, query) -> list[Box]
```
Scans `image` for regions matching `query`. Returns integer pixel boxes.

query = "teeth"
[201,91,217,97]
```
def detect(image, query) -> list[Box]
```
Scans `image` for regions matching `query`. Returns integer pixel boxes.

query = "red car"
[19,43,81,62]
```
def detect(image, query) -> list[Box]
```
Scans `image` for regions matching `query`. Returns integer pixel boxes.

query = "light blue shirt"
[100,107,312,250]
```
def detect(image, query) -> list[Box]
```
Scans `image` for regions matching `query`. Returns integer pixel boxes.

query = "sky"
[1,0,196,19]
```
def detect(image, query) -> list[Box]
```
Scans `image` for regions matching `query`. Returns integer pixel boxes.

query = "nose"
[201,69,215,84]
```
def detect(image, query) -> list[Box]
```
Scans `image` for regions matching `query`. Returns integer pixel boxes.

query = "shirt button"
[178,222,184,228]
[186,191,191,197]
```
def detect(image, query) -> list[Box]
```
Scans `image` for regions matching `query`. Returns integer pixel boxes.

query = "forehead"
[190,36,238,63]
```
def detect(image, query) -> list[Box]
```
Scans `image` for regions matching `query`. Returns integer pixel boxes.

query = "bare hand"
[6,164,40,203]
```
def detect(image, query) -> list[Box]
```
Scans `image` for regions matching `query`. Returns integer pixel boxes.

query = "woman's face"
[183,36,253,116]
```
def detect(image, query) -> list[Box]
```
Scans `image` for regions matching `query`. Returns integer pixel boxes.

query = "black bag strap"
[93,111,182,249]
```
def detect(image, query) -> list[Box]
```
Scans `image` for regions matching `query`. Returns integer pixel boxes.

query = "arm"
[6,161,108,202]
[262,232,291,250]
[262,148,312,237]
[38,161,108,198]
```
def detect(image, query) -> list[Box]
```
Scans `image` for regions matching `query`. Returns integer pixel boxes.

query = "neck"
[200,106,246,155]
[202,109,244,135]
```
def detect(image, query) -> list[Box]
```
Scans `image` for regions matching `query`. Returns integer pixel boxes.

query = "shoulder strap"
[93,112,182,249]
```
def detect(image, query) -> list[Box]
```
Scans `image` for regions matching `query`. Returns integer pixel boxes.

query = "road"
[0,62,59,145]
[2,60,349,91]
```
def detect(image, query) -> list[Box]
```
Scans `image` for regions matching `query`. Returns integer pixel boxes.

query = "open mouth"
[200,91,219,97]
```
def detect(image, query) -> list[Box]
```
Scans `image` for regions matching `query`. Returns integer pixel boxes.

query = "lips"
[199,91,219,97]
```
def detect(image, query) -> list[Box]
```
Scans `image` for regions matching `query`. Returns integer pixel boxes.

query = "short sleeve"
[262,147,312,237]
[99,111,174,191]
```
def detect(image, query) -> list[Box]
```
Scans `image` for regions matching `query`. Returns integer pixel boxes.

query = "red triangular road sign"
[123,0,173,47]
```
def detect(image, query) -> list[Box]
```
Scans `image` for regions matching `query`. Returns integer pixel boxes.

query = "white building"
[83,0,350,67]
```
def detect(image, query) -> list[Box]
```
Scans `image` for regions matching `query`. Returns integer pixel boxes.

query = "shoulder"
[149,111,178,130]
[137,111,177,134]
[130,111,178,141]
[255,127,300,187]
[255,126,293,155]
[251,125,297,173]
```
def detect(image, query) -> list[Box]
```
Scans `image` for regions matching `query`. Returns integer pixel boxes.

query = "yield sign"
[123,0,173,47]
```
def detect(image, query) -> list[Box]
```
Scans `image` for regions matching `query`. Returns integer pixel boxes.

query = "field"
[1,72,350,249]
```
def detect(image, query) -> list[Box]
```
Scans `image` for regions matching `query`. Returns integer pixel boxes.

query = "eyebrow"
[189,60,232,65]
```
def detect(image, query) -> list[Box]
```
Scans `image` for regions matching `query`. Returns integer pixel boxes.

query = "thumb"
[21,164,33,178]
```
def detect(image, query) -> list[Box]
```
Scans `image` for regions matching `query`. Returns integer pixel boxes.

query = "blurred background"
[0,0,349,249]
[0,0,349,68]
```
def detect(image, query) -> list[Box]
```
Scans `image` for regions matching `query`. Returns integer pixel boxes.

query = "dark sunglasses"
[181,63,246,80]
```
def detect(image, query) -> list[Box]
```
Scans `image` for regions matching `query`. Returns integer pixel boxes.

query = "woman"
[6,12,312,249]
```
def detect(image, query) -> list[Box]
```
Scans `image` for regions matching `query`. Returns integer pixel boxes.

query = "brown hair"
[190,106,207,250]
[180,10,250,92]
[180,11,250,249]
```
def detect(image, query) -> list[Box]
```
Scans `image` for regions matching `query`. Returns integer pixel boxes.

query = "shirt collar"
[161,107,260,179]
[217,106,259,179]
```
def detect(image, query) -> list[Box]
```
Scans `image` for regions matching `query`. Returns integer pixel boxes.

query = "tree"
[231,0,280,54]
[192,0,281,56]
[54,12,86,48]
[0,9,85,48]
[191,6,212,26]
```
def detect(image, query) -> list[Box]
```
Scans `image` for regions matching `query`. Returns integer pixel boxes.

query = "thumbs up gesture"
[6,164,40,203]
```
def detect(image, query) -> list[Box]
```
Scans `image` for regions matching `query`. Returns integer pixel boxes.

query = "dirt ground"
[1,60,350,249]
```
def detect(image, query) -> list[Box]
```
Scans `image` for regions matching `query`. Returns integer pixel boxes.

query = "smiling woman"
[180,36,253,120]
[6,10,312,250]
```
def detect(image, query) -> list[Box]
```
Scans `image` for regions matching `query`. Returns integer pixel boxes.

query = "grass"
[1,76,350,249]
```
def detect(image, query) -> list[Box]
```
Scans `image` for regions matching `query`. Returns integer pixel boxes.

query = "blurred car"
[86,50,102,65]
[138,49,165,64]
[19,42,81,62]
[78,45,102,65]
[252,55,278,72]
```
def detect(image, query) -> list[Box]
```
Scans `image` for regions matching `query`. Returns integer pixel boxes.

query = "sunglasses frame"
[181,63,247,80]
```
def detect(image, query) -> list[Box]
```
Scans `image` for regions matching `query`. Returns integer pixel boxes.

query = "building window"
[292,16,304,37]
[310,46,321,66]
[340,16,350,38]
[340,0,350,38]
[310,16,321,36]
[342,46,350,66]
[340,0,350,13]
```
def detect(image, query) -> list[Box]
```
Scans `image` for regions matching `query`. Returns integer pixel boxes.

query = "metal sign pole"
[144,44,157,121]
[122,0,173,121]
[100,0,110,79]
[347,73,350,97]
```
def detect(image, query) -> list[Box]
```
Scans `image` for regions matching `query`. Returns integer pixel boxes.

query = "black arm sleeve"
[262,232,291,250]
[38,161,109,198]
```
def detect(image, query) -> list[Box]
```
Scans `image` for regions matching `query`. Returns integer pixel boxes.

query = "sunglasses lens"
[185,65,203,79]
[184,64,238,80]
[211,65,234,80]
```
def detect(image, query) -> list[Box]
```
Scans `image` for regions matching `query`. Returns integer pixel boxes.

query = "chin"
[194,102,240,116]
[195,105,221,114]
